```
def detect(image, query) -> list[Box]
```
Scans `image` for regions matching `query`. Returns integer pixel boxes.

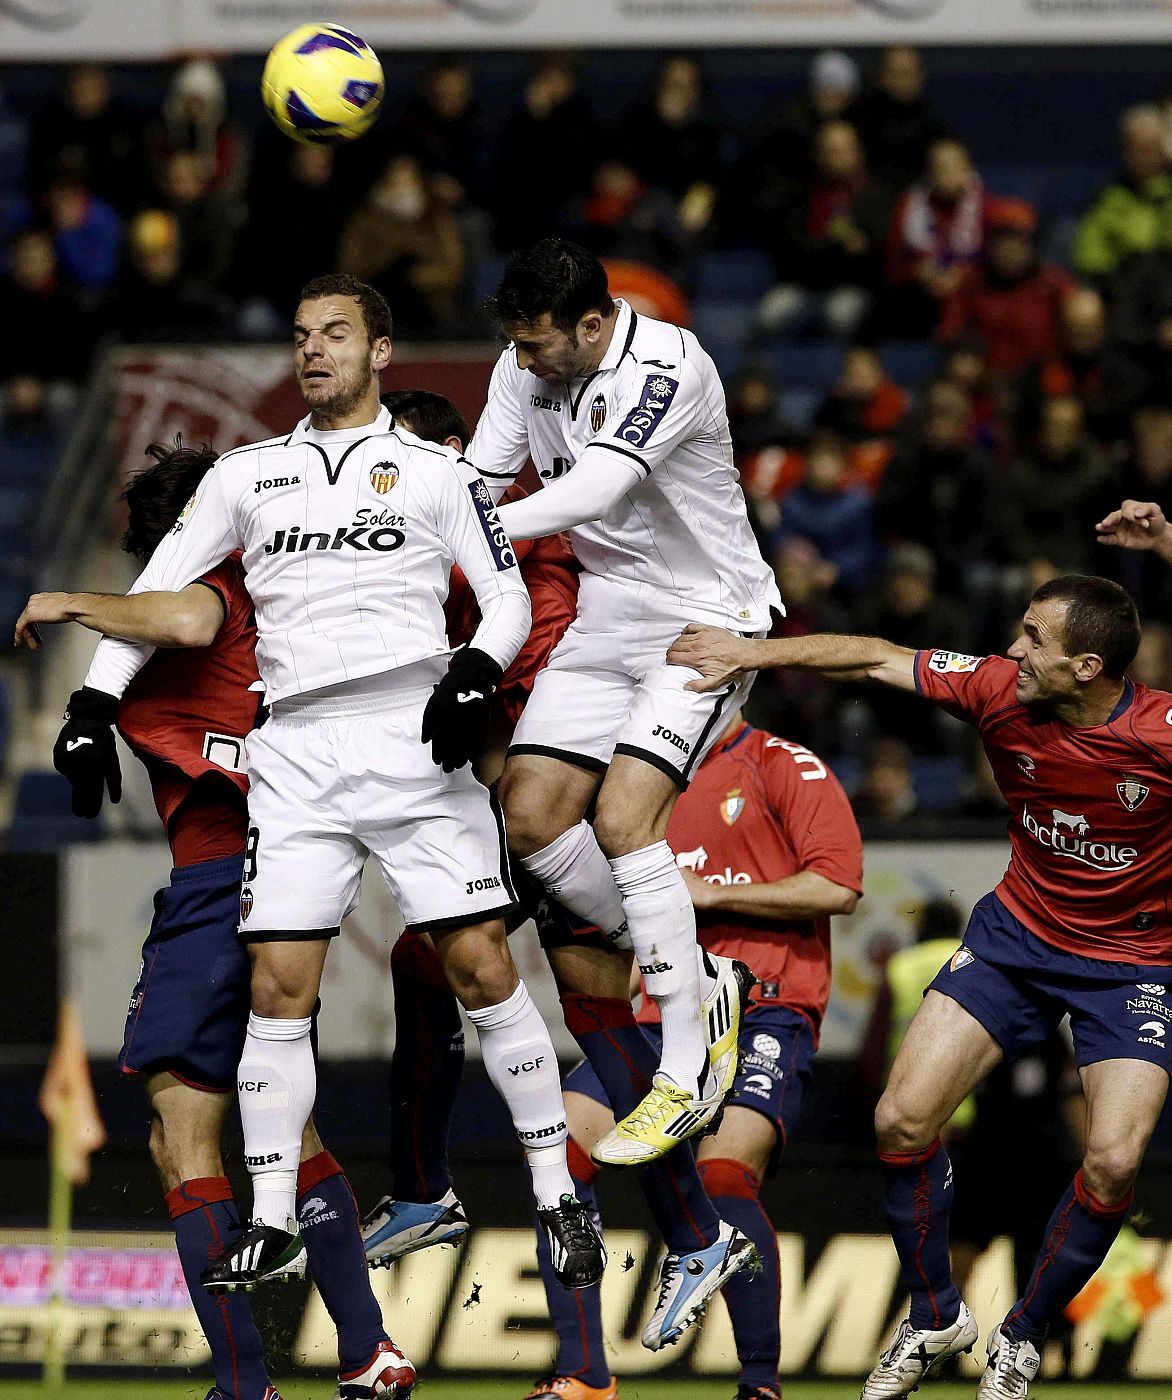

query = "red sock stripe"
[297,1150,344,1197]
[567,1136,599,1187]
[166,1176,234,1220]
[1073,1169,1133,1219]
[560,992,638,1035]
[877,1136,942,1169]
[697,1156,761,1201]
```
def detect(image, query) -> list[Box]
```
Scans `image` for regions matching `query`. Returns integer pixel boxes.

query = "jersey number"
[244,825,261,882]
[540,456,573,481]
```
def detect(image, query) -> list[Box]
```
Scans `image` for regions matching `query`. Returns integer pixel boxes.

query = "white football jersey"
[86,406,531,703]
[468,299,781,630]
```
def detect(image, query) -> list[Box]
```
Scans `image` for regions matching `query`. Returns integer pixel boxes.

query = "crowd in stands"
[3,45,1172,829]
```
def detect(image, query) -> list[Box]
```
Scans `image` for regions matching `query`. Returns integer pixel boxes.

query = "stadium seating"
[5,769,104,851]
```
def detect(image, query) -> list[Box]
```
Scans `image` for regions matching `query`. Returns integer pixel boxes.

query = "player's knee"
[250,952,314,1017]
[436,921,516,1010]
[499,772,555,857]
[148,1110,171,1180]
[1082,1141,1143,1203]
[874,1091,936,1154]
[591,800,651,859]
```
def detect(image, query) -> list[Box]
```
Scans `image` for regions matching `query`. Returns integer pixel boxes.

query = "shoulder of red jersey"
[1117,681,1172,768]
[915,649,1018,713]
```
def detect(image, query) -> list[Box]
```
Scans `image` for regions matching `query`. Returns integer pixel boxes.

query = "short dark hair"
[492,238,614,334]
[382,388,470,450]
[298,274,393,344]
[1031,574,1141,679]
[122,438,218,562]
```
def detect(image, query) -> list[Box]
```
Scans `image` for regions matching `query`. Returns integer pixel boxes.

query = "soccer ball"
[261,23,384,144]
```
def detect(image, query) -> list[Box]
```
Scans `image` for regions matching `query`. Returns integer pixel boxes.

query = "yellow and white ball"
[261,23,384,144]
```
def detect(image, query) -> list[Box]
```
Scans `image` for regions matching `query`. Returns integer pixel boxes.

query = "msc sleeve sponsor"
[467,478,518,572]
[613,374,680,451]
[927,651,984,675]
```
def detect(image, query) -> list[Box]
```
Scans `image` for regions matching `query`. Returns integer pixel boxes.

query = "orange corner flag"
[39,997,106,1185]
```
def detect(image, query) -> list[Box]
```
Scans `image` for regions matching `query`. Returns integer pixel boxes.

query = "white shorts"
[238,680,516,940]
[509,607,757,788]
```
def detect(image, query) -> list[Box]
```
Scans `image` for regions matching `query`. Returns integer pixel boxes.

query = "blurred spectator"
[494,53,596,251]
[814,343,908,489]
[151,60,248,198]
[881,139,998,338]
[1073,105,1172,285]
[754,48,861,183]
[958,743,1009,821]
[938,201,1077,378]
[156,150,241,293]
[397,58,484,210]
[0,375,61,483]
[235,142,342,331]
[936,336,1005,457]
[0,229,90,383]
[876,381,999,598]
[1128,405,1172,492]
[338,154,465,336]
[728,364,802,456]
[1129,618,1172,690]
[1108,248,1172,410]
[854,47,948,192]
[851,736,919,824]
[45,175,121,298]
[26,64,141,213]
[602,259,690,326]
[622,55,723,251]
[107,210,231,342]
[757,120,893,339]
[578,159,697,279]
[772,430,877,593]
[1001,395,1114,577]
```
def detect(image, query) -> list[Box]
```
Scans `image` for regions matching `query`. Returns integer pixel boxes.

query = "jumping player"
[530,710,862,1400]
[669,576,1172,1400]
[16,442,413,1400]
[46,274,604,1295]
[470,238,783,1171]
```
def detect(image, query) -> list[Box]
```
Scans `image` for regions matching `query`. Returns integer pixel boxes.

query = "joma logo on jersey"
[254,475,301,494]
[263,522,406,553]
[652,723,690,753]
[530,394,560,411]
[1021,805,1138,872]
[464,875,502,895]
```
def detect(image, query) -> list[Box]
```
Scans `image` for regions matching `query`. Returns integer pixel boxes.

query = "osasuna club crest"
[1117,777,1150,811]
[590,393,606,433]
[369,461,398,495]
[721,788,745,825]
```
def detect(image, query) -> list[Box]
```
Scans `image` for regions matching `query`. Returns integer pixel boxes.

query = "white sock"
[521,821,633,950]
[237,1012,315,1230]
[610,841,709,1094]
[467,982,575,1207]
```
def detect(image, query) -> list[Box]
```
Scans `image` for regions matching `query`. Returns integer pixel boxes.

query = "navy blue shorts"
[564,1003,816,1173]
[118,854,250,1093]
[928,893,1172,1075]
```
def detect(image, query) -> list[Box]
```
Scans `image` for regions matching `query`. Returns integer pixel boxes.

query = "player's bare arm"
[15,584,224,651]
[668,624,919,693]
[682,867,859,920]
[1095,498,1172,565]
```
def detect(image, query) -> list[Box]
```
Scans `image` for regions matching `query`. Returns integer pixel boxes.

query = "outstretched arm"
[15,584,225,650]
[1095,499,1172,566]
[667,624,919,693]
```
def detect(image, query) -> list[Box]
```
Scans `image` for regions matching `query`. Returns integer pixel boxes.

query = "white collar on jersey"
[287,404,393,445]
[595,298,633,375]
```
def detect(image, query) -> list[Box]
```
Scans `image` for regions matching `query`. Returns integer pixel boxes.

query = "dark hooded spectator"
[1074,105,1172,285]
[396,58,485,210]
[876,380,999,598]
[44,175,121,299]
[881,139,1002,338]
[938,201,1077,378]
[494,53,596,251]
[728,365,802,457]
[758,48,861,182]
[851,737,920,825]
[772,430,878,594]
[853,46,949,191]
[155,149,242,294]
[1001,395,1115,578]
[338,154,466,336]
[107,210,232,342]
[0,229,91,383]
[150,59,249,198]
[756,120,893,339]
[26,63,142,213]
[1107,248,1172,410]
[936,337,1006,459]
[814,343,908,490]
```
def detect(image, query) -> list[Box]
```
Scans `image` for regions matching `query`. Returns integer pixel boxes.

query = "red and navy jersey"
[447,483,579,726]
[117,554,260,865]
[637,722,864,1035]
[915,649,1172,964]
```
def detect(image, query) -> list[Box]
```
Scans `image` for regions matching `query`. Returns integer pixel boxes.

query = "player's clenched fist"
[421,646,502,772]
[1095,499,1172,563]
[667,624,758,692]
[53,686,122,817]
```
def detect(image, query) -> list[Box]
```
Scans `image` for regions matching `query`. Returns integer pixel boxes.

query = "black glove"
[421,647,502,773]
[53,686,122,818]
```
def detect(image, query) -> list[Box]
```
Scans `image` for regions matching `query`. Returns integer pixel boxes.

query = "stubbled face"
[507,311,596,385]
[1007,598,1081,706]
[293,296,385,417]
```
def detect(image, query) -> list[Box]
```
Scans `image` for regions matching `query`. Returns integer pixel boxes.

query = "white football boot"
[860,1302,978,1398]
[976,1327,1041,1399]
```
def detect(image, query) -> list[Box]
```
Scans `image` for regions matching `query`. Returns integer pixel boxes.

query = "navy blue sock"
[166,1178,271,1400]
[297,1151,388,1374]
[880,1138,964,1330]
[561,993,719,1253]
[1003,1169,1131,1345]
[389,931,464,1202]
[535,1138,611,1388]
[698,1158,779,1392]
